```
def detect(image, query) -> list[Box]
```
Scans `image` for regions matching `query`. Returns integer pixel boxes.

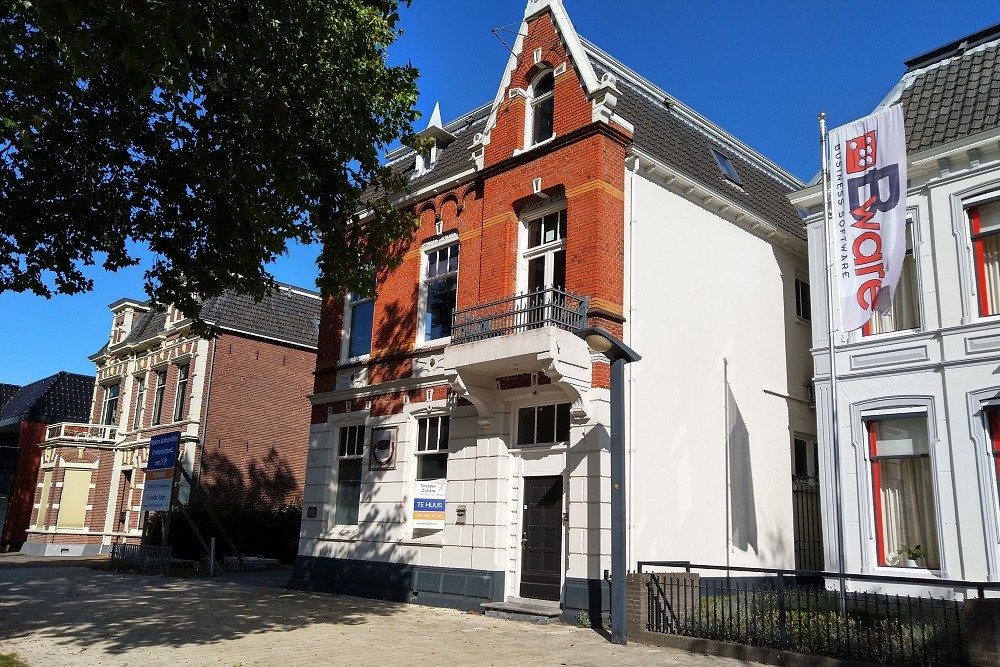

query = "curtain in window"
[868,253,919,334]
[972,201,1000,316]
[876,457,939,568]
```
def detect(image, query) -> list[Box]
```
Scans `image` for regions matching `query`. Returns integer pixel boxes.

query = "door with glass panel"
[523,210,566,327]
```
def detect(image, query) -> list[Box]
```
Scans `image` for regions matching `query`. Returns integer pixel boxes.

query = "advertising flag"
[828,105,908,332]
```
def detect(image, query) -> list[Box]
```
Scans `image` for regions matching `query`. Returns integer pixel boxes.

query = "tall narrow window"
[101,384,120,426]
[517,403,571,446]
[56,469,92,529]
[132,376,146,430]
[335,425,364,525]
[415,416,449,480]
[970,200,1000,317]
[523,210,567,326]
[151,370,167,426]
[530,71,554,146]
[172,364,189,422]
[867,416,939,568]
[986,408,1000,508]
[794,278,811,322]
[865,221,920,334]
[345,275,376,359]
[423,243,459,342]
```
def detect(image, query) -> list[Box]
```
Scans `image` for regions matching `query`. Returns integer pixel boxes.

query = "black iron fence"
[451,287,588,345]
[110,542,171,574]
[636,561,1000,666]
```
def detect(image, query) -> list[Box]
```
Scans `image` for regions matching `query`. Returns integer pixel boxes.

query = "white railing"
[45,422,118,443]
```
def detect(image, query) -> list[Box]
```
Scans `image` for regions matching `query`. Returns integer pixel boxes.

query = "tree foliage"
[0,0,419,324]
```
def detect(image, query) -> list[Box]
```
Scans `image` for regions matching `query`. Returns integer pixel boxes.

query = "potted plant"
[896,544,926,567]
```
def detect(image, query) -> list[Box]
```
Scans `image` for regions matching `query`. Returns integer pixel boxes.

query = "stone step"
[481,598,562,625]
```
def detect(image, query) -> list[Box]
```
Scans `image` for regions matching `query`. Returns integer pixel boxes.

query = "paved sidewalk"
[0,560,756,666]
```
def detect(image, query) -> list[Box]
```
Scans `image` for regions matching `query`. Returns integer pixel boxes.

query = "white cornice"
[309,375,447,405]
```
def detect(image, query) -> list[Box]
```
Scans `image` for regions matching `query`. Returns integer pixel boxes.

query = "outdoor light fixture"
[575,325,640,645]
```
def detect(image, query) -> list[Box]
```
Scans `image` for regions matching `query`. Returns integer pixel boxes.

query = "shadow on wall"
[578,422,611,629]
[198,444,302,507]
[727,381,758,555]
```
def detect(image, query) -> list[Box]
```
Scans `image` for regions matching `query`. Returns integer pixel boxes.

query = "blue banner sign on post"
[141,432,180,512]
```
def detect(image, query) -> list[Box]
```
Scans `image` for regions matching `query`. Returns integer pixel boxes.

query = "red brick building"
[22,285,320,556]
[292,0,814,625]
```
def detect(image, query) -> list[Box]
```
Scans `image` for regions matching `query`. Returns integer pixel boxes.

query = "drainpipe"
[195,337,217,493]
[627,156,638,573]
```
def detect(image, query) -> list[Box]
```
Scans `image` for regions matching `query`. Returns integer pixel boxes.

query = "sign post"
[141,432,180,545]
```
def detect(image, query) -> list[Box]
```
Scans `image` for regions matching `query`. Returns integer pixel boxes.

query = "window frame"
[417,236,460,346]
[151,369,167,426]
[862,218,921,336]
[711,148,742,186]
[970,199,1000,318]
[527,70,555,148]
[101,383,120,427]
[794,277,811,323]
[172,364,190,422]
[334,424,365,526]
[414,415,450,481]
[515,401,572,448]
[132,375,146,430]
[342,274,377,361]
[518,207,567,295]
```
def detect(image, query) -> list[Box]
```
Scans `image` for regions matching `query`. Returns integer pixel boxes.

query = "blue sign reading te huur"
[141,431,180,512]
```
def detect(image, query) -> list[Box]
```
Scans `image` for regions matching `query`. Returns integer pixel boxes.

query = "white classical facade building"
[790,25,1000,584]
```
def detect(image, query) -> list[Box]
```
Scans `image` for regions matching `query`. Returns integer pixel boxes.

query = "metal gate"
[792,478,823,571]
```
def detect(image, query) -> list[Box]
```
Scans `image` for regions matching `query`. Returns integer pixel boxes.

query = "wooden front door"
[520,475,563,601]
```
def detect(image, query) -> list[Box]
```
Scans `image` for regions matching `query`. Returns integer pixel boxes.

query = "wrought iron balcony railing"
[45,422,118,443]
[451,287,589,345]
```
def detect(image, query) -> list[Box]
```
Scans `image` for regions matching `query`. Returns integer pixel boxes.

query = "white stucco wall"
[625,167,814,571]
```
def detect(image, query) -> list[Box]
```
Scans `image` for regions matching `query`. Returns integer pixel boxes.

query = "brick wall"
[0,421,46,546]
[626,571,701,642]
[967,598,1000,667]
[197,333,315,506]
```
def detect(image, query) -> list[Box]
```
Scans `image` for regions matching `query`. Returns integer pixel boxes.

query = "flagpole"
[819,112,847,603]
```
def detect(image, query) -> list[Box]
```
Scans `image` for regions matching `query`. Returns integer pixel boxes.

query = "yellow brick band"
[566,180,625,201]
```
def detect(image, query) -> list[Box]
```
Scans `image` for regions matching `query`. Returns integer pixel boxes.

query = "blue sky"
[2,0,999,386]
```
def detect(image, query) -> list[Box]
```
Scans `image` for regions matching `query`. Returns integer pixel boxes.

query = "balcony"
[44,423,118,444]
[451,287,589,345]
[442,288,594,424]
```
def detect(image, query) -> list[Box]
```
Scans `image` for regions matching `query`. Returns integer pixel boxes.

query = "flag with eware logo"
[828,105,908,333]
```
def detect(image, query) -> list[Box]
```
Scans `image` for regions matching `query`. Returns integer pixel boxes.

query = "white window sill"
[322,527,359,541]
[398,536,444,547]
[341,353,371,365]
[416,337,451,350]
[513,134,557,157]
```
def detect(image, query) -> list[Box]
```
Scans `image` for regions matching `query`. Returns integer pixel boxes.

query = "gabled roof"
[891,24,1000,154]
[0,372,93,430]
[381,0,805,239]
[0,384,20,411]
[94,283,322,357]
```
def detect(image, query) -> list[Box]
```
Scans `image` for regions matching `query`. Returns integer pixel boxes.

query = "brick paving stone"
[0,558,756,667]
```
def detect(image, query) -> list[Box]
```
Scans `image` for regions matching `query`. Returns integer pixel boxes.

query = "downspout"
[195,336,217,494]
[627,155,638,569]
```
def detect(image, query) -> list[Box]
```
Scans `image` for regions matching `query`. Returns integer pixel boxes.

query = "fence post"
[777,571,788,650]
[209,538,215,577]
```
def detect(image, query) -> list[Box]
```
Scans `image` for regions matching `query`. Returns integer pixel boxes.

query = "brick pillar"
[626,571,700,642]
[967,598,1000,667]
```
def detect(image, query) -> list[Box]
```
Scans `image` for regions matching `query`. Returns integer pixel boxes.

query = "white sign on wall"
[412,480,446,530]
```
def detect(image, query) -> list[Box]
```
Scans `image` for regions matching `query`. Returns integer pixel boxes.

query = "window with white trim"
[345,274,376,359]
[970,199,1000,317]
[421,243,459,343]
[56,468,92,529]
[528,70,554,147]
[101,383,120,426]
[517,403,571,446]
[865,221,919,335]
[866,415,939,568]
[415,415,449,480]
[172,364,189,422]
[132,376,146,430]
[335,425,365,525]
[151,370,167,426]
[985,407,1000,510]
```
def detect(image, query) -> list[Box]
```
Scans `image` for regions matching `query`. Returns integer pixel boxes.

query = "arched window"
[529,71,554,146]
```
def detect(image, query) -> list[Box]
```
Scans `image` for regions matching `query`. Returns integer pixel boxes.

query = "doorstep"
[481,597,562,624]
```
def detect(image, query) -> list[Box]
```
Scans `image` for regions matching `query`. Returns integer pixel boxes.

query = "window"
[56,468,92,529]
[529,71,555,146]
[970,200,1000,317]
[172,364,189,422]
[865,221,919,335]
[151,370,167,426]
[517,403,571,446]
[792,436,818,480]
[335,425,365,525]
[101,384,120,426]
[422,243,459,342]
[415,416,449,480]
[794,278,811,322]
[986,408,1000,507]
[345,275,376,359]
[867,416,939,568]
[132,376,146,430]
[522,210,567,325]
[711,149,742,186]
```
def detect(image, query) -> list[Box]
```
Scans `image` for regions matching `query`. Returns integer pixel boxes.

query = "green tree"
[0,0,418,324]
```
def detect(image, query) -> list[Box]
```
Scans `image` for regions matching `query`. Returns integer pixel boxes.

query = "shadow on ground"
[0,564,403,656]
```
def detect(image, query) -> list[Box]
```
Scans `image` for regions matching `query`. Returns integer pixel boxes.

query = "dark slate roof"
[0,372,93,429]
[97,283,321,356]
[584,46,805,240]
[897,29,1000,154]
[0,384,19,411]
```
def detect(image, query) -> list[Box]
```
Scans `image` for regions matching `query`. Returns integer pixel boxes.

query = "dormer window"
[529,71,555,146]
[415,142,437,176]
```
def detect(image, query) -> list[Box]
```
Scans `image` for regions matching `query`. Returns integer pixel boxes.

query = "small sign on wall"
[413,480,446,530]
[370,427,396,470]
